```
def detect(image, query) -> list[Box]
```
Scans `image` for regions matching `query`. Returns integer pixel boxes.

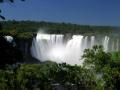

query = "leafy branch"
[0,0,25,20]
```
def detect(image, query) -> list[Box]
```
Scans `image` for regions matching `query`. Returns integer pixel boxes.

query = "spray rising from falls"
[31,33,120,65]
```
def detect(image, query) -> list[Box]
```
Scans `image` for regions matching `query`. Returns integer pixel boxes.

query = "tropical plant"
[82,45,120,90]
[82,45,112,71]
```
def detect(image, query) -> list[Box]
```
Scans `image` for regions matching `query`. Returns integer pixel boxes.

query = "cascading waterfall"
[4,36,16,46]
[31,32,120,65]
[103,36,109,52]
[116,39,119,51]
[4,36,13,43]
[64,35,84,65]
[91,36,95,48]
[83,36,88,49]
[112,41,115,51]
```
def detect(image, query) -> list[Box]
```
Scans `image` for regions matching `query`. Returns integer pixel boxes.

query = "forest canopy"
[0,20,120,39]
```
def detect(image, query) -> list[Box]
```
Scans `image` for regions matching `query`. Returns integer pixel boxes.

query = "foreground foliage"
[0,45,120,90]
[0,62,98,90]
[83,45,120,90]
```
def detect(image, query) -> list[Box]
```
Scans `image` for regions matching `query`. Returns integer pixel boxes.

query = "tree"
[103,66,120,90]
[0,0,25,67]
[82,45,112,71]
[0,36,23,68]
[0,0,25,20]
[0,0,25,3]
[82,45,120,90]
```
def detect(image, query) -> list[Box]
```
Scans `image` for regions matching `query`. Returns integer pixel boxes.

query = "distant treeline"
[0,20,120,38]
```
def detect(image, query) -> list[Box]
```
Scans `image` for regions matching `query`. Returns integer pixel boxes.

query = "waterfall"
[4,36,16,46]
[116,39,119,51]
[4,36,13,43]
[91,36,95,48]
[112,41,115,52]
[103,36,109,52]
[31,34,64,63]
[31,33,120,65]
[83,36,88,49]
[64,35,84,65]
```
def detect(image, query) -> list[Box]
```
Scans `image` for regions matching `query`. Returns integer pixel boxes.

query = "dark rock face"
[0,36,22,67]
[0,23,2,30]
[16,37,40,63]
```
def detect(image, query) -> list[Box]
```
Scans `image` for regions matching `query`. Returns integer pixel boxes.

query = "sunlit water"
[31,32,120,65]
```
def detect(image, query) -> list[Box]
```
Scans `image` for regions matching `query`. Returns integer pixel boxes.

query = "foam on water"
[31,32,119,65]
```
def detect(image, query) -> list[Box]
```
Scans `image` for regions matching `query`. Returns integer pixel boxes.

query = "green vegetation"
[0,20,120,39]
[0,46,119,90]
[83,45,120,90]
[82,45,112,71]
[0,1,120,89]
[0,62,97,90]
[0,20,120,90]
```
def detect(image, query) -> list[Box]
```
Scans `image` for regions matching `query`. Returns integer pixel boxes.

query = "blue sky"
[1,0,120,26]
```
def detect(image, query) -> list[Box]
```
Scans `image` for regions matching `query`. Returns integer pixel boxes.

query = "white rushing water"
[31,33,120,65]
[4,36,13,43]
[103,36,109,52]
